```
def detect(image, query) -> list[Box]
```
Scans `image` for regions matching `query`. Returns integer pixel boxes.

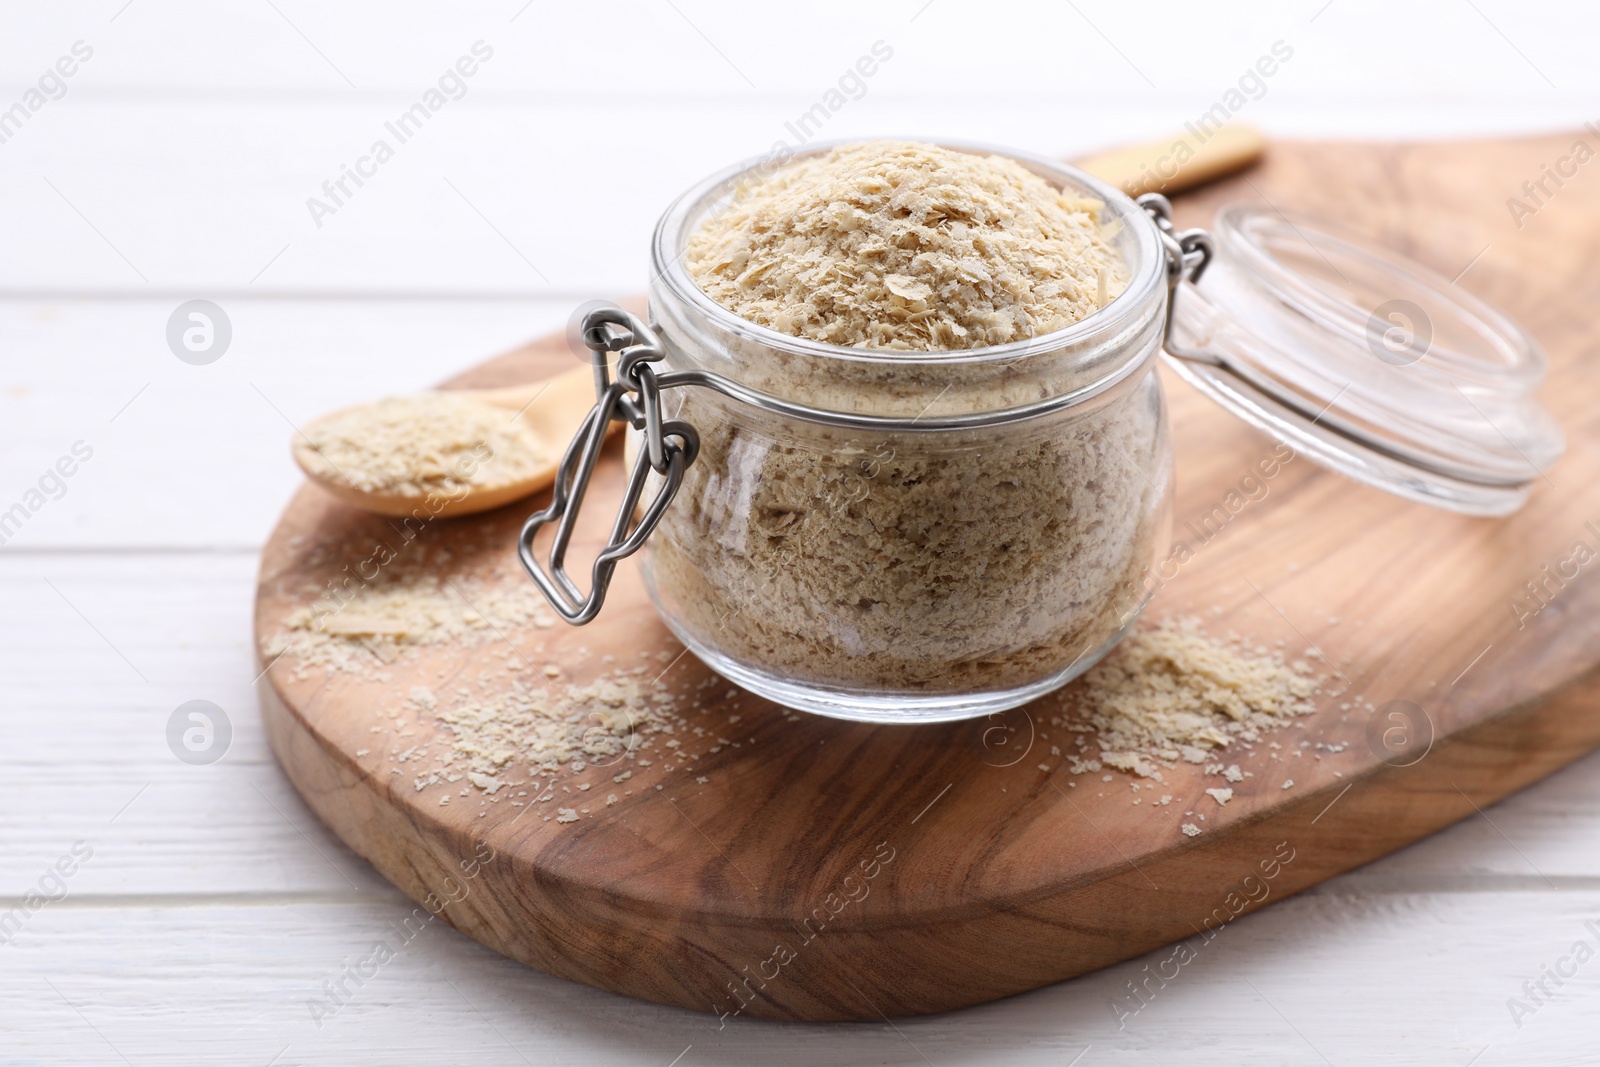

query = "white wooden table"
[4,2,1599,1062]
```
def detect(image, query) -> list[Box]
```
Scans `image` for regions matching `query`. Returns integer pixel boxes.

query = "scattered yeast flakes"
[687,140,1129,351]
[263,535,709,828]
[435,672,679,779]
[264,552,555,679]
[1052,617,1325,836]
[1056,618,1319,779]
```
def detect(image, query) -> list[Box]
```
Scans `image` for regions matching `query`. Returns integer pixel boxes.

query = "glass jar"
[520,140,1563,724]
[631,150,1171,721]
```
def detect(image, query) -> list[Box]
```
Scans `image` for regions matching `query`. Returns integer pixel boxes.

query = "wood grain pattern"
[255,134,1600,1021]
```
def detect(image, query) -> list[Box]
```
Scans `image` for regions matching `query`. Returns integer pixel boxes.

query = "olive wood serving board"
[256,134,1600,1021]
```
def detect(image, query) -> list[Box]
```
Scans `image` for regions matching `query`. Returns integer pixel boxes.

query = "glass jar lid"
[1164,203,1564,516]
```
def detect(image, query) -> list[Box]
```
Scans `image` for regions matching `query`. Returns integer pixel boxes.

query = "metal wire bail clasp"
[517,305,700,625]
[1138,192,1220,367]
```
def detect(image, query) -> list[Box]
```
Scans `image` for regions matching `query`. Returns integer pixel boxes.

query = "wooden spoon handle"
[1077,124,1265,198]
[475,362,617,449]
[472,362,595,410]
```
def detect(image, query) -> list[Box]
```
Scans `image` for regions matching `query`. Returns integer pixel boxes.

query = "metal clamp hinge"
[517,306,700,625]
[1138,192,1220,367]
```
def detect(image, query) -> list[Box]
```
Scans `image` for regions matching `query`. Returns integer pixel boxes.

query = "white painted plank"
[0,551,389,897]
[0,299,577,550]
[3,0,1596,98]
[0,7,1593,295]
[2,5,1594,296]
[1,0,1594,298]
[2,889,1597,1065]
[4,94,1596,298]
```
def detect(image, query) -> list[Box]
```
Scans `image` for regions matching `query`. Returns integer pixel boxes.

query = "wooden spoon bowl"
[292,363,607,518]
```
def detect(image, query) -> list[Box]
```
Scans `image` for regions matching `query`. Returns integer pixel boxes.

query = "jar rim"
[649,136,1167,371]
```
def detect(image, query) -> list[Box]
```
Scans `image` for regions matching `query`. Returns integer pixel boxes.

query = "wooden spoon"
[1077,123,1265,198]
[293,363,607,519]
